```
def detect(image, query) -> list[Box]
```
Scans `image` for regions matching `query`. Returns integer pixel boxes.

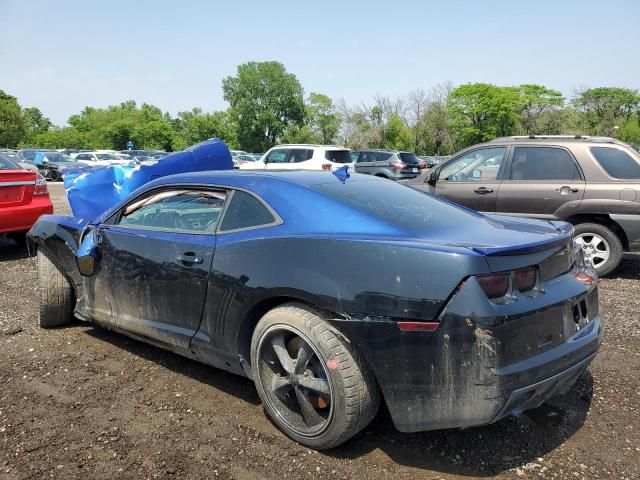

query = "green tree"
[0,90,25,148]
[448,83,520,146]
[172,108,237,150]
[222,61,305,152]
[572,87,640,135]
[306,92,339,144]
[517,84,565,134]
[383,113,413,150]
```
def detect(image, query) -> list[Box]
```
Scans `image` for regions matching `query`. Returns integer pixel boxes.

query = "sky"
[1,0,639,125]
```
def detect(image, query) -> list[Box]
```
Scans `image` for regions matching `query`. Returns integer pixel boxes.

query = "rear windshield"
[399,152,420,165]
[312,180,476,233]
[44,153,75,162]
[325,150,352,164]
[591,147,640,179]
[0,154,19,169]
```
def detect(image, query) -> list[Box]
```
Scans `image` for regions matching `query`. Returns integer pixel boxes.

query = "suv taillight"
[34,173,49,195]
[322,164,332,171]
[389,159,406,170]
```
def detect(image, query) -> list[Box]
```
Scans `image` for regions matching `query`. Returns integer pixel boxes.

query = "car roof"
[146,169,381,190]
[271,144,348,149]
[488,135,631,147]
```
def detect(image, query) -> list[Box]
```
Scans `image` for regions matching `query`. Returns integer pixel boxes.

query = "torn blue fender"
[63,138,233,220]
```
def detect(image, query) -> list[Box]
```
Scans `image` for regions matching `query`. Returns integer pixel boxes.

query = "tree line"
[1,61,639,154]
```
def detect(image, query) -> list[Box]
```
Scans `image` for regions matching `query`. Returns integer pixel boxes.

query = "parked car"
[16,148,56,163]
[404,135,640,275]
[0,154,52,246]
[31,151,87,181]
[120,150,168,161]
[30,170,601,449]
[352,149,422,180]
[72,152,132,166]
[239,144,353,171]
[418,155,436,168]
[230,150,256,168]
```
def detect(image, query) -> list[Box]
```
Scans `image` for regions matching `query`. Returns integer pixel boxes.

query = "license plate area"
[0,186,24,204]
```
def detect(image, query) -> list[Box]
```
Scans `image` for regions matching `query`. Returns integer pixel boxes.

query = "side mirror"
[427,170,438,186]
[76,228,100,276]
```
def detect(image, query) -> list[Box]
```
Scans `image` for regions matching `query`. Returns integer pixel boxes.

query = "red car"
[0,153,53,246]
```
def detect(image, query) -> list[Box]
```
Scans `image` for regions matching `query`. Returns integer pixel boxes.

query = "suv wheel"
[573,223,622,276]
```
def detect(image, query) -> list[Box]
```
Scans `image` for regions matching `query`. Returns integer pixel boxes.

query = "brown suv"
[405,135,640,275]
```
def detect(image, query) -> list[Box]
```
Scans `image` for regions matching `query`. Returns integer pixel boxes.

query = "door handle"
[176,252,203,264]
[556,186,580,194]
[570,187,579,193]
[474,187,494,194]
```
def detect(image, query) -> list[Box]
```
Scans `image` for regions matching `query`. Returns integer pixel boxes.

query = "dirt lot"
[1,182,639,480]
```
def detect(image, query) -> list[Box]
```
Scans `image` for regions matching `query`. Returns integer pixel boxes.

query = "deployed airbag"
[63,138,233,220]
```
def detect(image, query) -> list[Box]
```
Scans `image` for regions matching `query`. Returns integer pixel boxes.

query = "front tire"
[37,247,75,328]
[251,303,379,449]
[573,223,622,276]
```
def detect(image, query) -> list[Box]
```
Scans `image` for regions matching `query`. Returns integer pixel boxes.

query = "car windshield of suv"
[44,153,75,163]
[0,154,20,169]
[97,153,119,160]
[325,150,352,164]
[399,153,420,165]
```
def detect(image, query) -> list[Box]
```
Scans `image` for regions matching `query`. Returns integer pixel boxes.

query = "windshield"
[399,152,420,165]
[97,153,119,160]
[325,150,352,164]
[0,153,20,169]
[45,153,75,162]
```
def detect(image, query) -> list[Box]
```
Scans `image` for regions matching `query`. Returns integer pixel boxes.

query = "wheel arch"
[563,213,629,250]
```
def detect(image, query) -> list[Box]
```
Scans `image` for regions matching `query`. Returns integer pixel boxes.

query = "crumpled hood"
[63,138,233,221]
[417,213,573,256]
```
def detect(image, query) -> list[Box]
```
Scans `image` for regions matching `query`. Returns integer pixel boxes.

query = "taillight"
[34,173,49,196]
[476,273,510,299]
[389,159,406,170]
[576,271,595,285]
[322,164,332,171]
[514,267,537,292]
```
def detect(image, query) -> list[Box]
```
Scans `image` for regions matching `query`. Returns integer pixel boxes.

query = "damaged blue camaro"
[29,149,603,449]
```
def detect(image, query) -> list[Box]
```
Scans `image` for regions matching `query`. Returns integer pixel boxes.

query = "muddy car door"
[432,146,508,212]
[87,188,226,348]
[496,146,585,217]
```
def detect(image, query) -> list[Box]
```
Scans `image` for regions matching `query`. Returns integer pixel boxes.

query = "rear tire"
[251,303,379,449]
[573,223,622,276]
[48,169,60,182]
[37,247,75,328]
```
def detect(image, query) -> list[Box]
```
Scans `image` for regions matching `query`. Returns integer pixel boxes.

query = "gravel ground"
[1,182,639,480]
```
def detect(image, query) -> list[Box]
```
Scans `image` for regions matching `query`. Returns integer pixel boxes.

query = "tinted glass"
[440,147,506,182]
[399,152,420,165]
[288,149,313,163]
[509,147,580,181]
[266,149,288,163]
[591,147,640,179]
[0,154,19,169]
[220,190,276,231]
[377,152,392,161]
[119,191,227,233]
[312,180,477,233]
[325,150,352,163]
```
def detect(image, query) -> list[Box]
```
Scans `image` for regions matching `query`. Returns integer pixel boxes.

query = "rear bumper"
[0,196,53,234]
[330,273,602,433]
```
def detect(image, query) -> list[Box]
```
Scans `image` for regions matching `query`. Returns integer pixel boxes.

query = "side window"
[439,147,506,182]
[220,190,276,232]
[265,149,288,163]
[377,152,393,162]
[591,147,640,179]
[509,147,580,181]
[288,149,313,163]
[118,190,227,233]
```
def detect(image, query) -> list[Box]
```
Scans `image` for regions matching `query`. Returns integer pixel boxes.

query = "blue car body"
[29,169,602,437]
